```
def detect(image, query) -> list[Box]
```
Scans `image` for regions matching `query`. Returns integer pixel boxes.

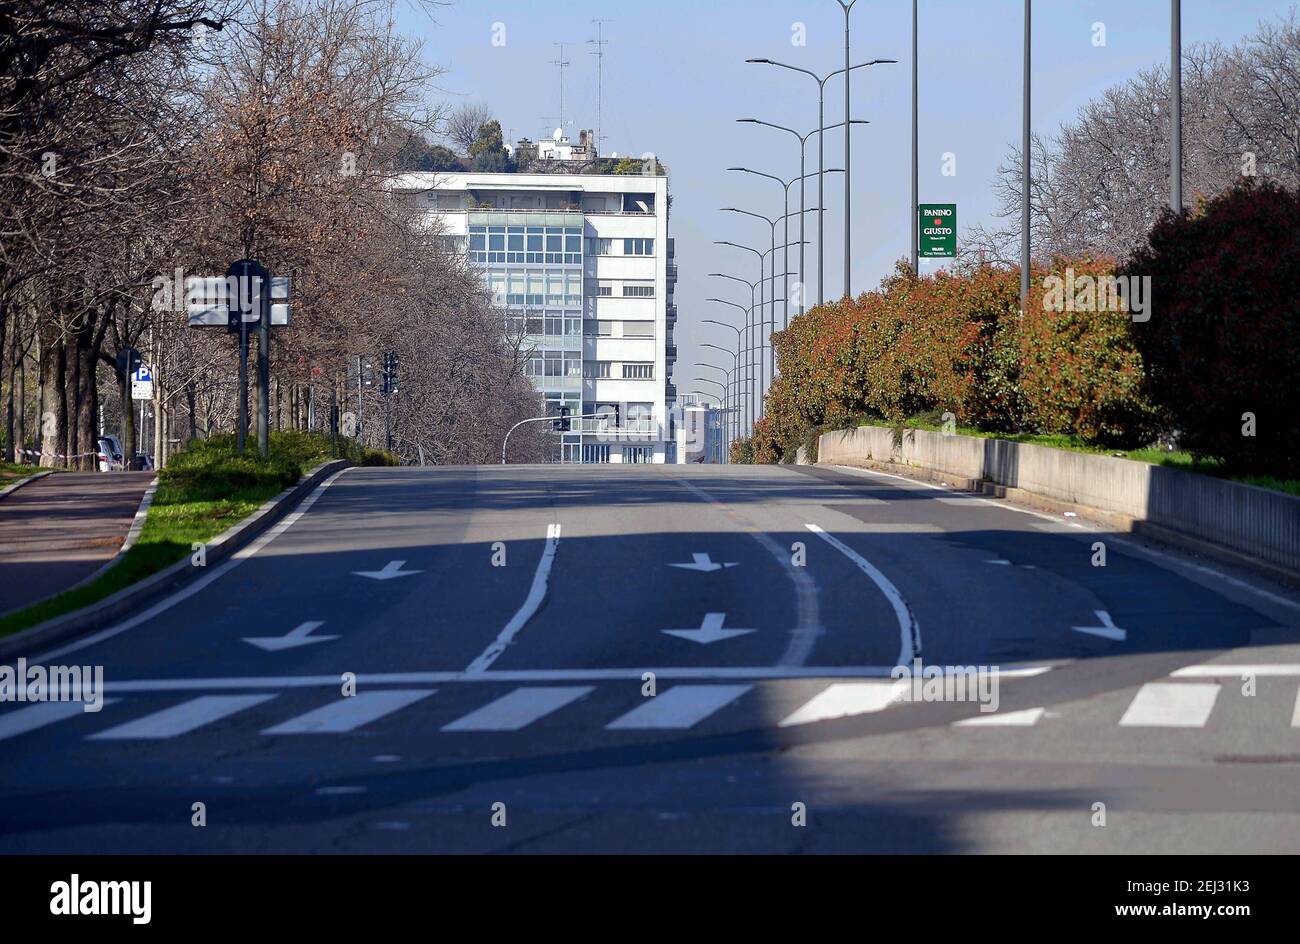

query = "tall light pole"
[1020,0,1031,316]
[702,316,744,444]
[911,0,919,276]
[730,167,840,333]
[708,272,761,433]
[712,243,764,429]
[1171,0,1182,213]
[746,57,895,304]
[835,0,859,296]
[737,118,868,314]
[720,209,776,416]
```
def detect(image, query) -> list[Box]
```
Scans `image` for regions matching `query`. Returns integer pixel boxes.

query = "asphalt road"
[1,462,1298,853]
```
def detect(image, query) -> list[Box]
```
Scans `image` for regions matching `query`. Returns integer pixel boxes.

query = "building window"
[623,238,654,256]
[622,320,655,337]
[622,283,654,297]
[583,444,611,464]
[584,361,612,379]
[622,363,654,380]
[622,446,653,464]
[586,237,613,255]
[583,320,614,337]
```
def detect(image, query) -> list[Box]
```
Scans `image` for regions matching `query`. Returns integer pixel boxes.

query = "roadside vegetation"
[0,431,390,638]
[0,462,45,487]
[734,181,1300,499]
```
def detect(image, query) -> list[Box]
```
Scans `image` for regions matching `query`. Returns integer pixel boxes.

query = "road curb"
[820,457,1300,590]
[50,476,162,599]
[0,458,351,661]
[0,468,53,500]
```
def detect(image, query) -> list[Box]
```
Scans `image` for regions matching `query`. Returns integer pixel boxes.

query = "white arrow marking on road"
[668,553,738,573]
[662,612,755,645]
[244,621,340,652]
[352,560,421,581]
[984,559,1012,565]
[1071,609,1126,641]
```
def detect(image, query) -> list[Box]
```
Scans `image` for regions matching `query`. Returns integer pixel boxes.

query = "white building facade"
[396,163,677,463]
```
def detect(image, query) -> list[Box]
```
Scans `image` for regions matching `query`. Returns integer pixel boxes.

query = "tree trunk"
[38,321,65,467]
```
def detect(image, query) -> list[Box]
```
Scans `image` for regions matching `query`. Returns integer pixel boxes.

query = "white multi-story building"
[394,140,676,463]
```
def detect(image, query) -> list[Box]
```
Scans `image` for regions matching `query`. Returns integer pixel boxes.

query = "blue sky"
[397,0,1295,397]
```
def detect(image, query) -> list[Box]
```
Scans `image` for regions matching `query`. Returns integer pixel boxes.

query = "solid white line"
[1292,687,1300,728]
[263,689,435,735]
[1118,682,1221,727]
[953,706,1046,727]
[33,467,354,662]
[441,685,593,732]
[89,694,275,740]
[464,523,561,674]
[0,699,119,741]
[95,664,1055,693]
[805,523,920,666]
[606,684,751,730]
[1171,664,1300,678]
[778,681,908,727]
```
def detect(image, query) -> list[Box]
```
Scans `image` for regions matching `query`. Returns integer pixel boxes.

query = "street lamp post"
[835,0,859,296]
[737,119,867,314]
[701,347,738,451]
[1021,0,1031,315]
[747,57,896,303]
[695,363,732,463]
[1171,0,1182,213]
[702,316,744,443]
[708,272,761,433]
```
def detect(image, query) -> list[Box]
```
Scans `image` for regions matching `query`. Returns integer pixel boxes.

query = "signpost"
[130,365,154,401]
[918,203,957,258]
[185,260,291,457]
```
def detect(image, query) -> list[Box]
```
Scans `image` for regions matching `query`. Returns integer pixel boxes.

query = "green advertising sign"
[918,203,957,258]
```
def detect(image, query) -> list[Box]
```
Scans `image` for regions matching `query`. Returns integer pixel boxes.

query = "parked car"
[96,435,124,471]
[129,452,154,472]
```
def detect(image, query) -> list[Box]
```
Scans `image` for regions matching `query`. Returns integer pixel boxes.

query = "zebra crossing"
[3,673,1300,745]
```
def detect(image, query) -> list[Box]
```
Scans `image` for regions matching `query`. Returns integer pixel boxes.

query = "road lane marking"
[826,463,1300,614]
[96,665,1054,693]
[953,706,1046,727]
[779,681,907,727]
[90,694,273,740]
[1173,664,1300,678]
[352,560,421,581]
[1071,610,1127,641]
[668,552,738,572]
[244,620,339,652]
[805,523,921,667]
[0,699,119,741]
[263,689,435,734]
[606,685,751,730]
[32,467,354,662]
[662,612,755,644]
[465,523,561,674]
[674,477,820,666]
[1118,682,1220,727]
[442,685,593,731]
[1293,687,1300,727]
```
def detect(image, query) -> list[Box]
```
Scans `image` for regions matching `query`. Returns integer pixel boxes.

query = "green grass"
[859,417,1300,497]
[0,461,46,487]
[0,430,392,639]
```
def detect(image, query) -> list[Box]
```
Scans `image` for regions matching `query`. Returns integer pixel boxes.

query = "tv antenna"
[587,20,611,157]
[551,43,571,133]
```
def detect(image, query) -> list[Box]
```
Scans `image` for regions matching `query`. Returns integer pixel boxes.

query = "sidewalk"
[0,471,155,615]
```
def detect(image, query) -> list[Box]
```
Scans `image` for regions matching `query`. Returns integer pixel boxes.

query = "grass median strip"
[0,431,392,640]
[0,462,47,488]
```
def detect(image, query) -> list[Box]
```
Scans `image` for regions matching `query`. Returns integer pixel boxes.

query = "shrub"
[1124,180,1300,474]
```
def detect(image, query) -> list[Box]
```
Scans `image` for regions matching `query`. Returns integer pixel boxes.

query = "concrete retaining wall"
[818,425,1300,577]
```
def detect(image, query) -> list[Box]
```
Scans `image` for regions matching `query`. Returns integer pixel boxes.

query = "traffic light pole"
[237,318,249,455]
[500,411,604,464]
[257,277,271,458]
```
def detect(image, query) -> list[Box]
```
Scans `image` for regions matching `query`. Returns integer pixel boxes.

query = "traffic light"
[553,405,571,432]
[381,352,399,395]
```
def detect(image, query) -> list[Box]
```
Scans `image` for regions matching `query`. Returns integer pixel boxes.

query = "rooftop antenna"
[551,43,571,134]
[539,116,562,140]
[587,20,611,157]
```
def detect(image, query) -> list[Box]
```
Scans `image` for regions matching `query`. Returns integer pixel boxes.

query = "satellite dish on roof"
[553,127,563,141]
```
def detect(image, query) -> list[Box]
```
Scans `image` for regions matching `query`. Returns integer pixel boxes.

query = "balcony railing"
[574,418,660,438]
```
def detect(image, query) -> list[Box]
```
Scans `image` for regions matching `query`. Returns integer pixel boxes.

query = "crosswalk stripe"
[779,681,907,727]
[606,685,750,730]
[953,706,1046,727]
[0,700,118,741]
[1119,682,1220,727]
[262,689,434,735]
[442,686,593,732]
[90,695,273,740]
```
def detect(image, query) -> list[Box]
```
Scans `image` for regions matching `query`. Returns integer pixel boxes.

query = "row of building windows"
[585,238,655,256]
[487,271,584,309]
[469,225,583,265]
[590,281,655,298]
[582,361,655,380]
[573,445,655,464]
[504,316,656,339]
